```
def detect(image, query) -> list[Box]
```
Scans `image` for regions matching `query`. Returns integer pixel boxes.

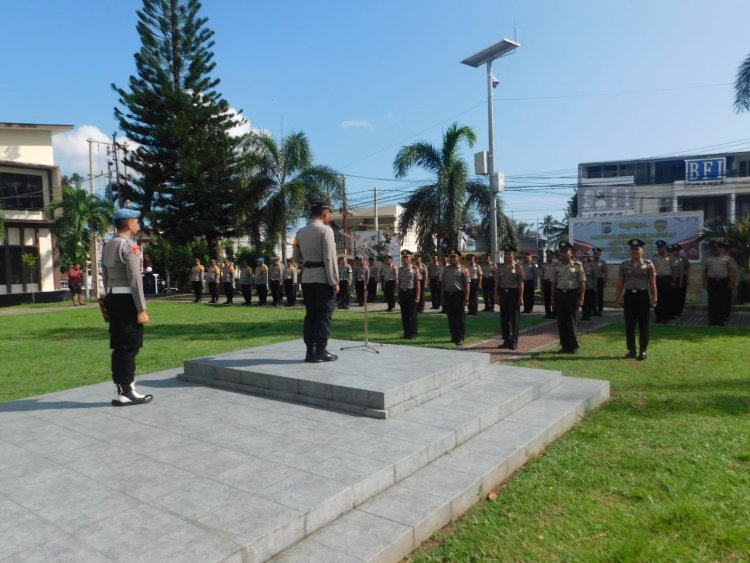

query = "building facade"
[329,204,420,257]
[0,122,73,306]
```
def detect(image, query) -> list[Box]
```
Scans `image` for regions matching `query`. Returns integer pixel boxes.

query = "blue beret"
[257,257,265,262]
[113,207,140,221]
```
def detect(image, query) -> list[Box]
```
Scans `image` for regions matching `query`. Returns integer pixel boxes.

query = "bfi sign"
[685,158,726,186]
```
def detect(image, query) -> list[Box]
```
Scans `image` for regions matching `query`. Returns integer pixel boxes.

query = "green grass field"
[414,324,750,562]
[0,299,535,403]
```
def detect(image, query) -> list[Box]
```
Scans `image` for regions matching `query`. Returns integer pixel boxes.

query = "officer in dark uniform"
[102,208,153,406]
[702,240,739,326]
[441,248,469,345]
[670,243,689,317]
[651,240,675,323]
[540,250,557,319]
[381,255,398,312]
[551,241,585,354]
[397,249,420,339]
[414,254,428,313]
[494,243,524,350]
[428,255,442,310]
[337,255,352,309]
[353,257,366,306]
[480,254,496,312]
[580,253,596,321]
[293,201,340,362]
[615,238,657,360]
[591,247,608,316]
[466,254,481,315]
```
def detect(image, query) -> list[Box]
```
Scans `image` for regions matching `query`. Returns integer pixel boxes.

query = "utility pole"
[112,133,122,206]
[88,139,98,299]
[374,187,380,254]
[342,176,348,255]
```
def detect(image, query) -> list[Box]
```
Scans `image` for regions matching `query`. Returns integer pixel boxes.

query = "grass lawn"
[0,299,539,403]
[414,324,750,562]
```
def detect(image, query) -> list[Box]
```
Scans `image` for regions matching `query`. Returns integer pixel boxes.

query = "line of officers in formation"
[188,237,739,358]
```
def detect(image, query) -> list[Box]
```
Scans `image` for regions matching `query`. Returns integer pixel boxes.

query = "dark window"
[737,195,750,222]
[586,166,601,179]
[679,195,728,224]
[6,246,23,284]
[634,162,651,185]
[0,172,44,210]
[619,163,634,176]
[739,161,750,177]
[603,165,618,178]
[655,160,685,184]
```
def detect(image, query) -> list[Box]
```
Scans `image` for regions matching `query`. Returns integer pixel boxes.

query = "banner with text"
[570,213,703,263]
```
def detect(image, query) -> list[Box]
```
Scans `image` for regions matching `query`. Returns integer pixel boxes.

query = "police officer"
[615,239,657,360]
[367,257,379,303]
[465,254,481,315]
[441,249,469,346]
[206,259,221,303]
[540,250,557,319]
[480,253,496,312]
[580,253,596,321]
[284,258,299,306]
[239,259,254,305]
[381,255,398,312]
[337,255,352,309]
[521,252,538,314]
[269,256,284,306]
[221,258,235,304]
[414,254,428,313]
[353,257,366,306]
[190,258,204,302]
[591,247,608,316]
[255,257,269,305]
[102,208,153,406]
[652,240,676,323]
[397,249,420,339]
[494,244,524,350]
[702,240,739,326]
[670,243,690,317]
[428,255,442,310]
[293,201,340,362]
[551,241,585,354]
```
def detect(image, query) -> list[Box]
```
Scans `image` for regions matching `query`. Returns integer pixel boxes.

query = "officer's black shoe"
[625,350,636,359]
[112,384,153,407]
[637,351,647,361]
[497,341,510,349]
[556,348,568,354]
[510,343,518,350]
[456,338,464,346]
[316,350,338,362]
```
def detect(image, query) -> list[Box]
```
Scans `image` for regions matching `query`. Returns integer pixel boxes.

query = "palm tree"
[540,214,565,247]
[395,122,491,252]
[464,182,517,250]
[734,51,750,112]
[700,214,750,269]
[238,131,342,260]
[48,187,113,289]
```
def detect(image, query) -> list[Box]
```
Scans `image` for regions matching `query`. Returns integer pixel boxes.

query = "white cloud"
[228,107,253,138]
[342,119,375,130]
[53,125,116,176]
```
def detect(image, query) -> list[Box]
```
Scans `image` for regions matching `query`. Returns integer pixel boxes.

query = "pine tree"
[112,0,242,255]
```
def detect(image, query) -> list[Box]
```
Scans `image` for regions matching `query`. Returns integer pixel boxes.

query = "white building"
[1,122,73,306]
[329,204,419,256]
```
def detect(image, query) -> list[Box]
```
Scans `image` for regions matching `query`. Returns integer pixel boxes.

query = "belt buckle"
[631,289,637,293]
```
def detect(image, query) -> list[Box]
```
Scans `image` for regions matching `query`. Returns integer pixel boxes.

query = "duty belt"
[304,261,324,268]
[108,287,132,294]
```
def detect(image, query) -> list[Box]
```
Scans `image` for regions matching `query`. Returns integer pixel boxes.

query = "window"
[0,172,44,210]
[678,195,728,224]
[737,195,750,222]
[603,165,618,178]
[655,160,684,184]
[586,166,602,179]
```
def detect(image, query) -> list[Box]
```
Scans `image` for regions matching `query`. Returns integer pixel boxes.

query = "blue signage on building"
[685,158,725,185]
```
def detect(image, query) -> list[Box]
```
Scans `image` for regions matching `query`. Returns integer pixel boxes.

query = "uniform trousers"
[582,287,596,320]
[270,280,282,306]
[223,281,233,303]
[106,294,143,390]
[301,283,336,354]
[675,277,688,316]
[256,284,268,305]
[367,278,378,302]
[399,288,418,338]
[337,280,350,308]
[443,291,466,342]
[654,276,672,322]
[417,280,426,313]
[623,289,650,353]
[383,280,396,311]
[707,277,731,325]
[482,277,495,310]
[284,279,296,306]
[208,281,219,302]
[241,284,253,305]
[191,281,202,301]
[555,288,580,352]
[355,280,365,306]
[542,280,555,318]
[596,278,605,314]
[498,287,520,345]
[523,281,535,313]
[468,279,479,314]
[430,277,441,309]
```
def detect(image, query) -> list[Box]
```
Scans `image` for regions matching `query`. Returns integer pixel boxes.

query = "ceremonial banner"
[570,213,703,263]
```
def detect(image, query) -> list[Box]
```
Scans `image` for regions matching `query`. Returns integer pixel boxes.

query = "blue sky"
[3,0,750,228]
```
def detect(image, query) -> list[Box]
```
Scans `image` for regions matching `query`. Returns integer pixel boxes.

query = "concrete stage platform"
[0,340,609,562]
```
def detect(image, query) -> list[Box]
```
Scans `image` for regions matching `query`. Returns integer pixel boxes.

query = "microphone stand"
[335,226,381,354]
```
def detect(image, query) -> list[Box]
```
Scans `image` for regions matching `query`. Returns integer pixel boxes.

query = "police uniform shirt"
[480,262,496,279]
[292,218,339,285]
[205,264,220,283]
[592,258,608,280]
[368,263,379,280]
[468,263,480,280]
[442,265,468,293]
[220,263,235,282]
[190,264,204,282]
[398,265,419,290]
[269,263,284,281]
[495,262,524,288]
[418,262,428,282]
[102,234,147,312]
[522,262,537,282]
[552,260,585,289]
[703,255,738,279]
[339,263,352,284]
[651,254,673,277]
[239,266,254,285]
[255,264,269,285]
[284,265,298,283]
[583,261,596,282]
[382,263,398,282]
[619,258,655,290]
[541,260,557,281]
[428,262,442,278]
[354,264,366,282]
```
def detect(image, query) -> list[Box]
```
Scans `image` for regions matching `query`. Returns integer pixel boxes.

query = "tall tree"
[112,0,242,256]
[394,123,487,252]
[238,131,342,260]
[540,214,565,247]
[734,51,750,112]
[463,182,517,250]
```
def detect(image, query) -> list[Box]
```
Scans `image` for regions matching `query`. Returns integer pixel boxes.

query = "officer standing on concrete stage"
[293,201,340,362]
[670,243,690,317]
[337,255,352,309]
[480,253,496,312]
[615,238,657,360]
[102,208,153,406]
[591,247,608,316]
[397,249,420,339]
[702,240,739,326]
[465,254,481,316]
[239,259,254,305]
[551,241,586,354]
[381,255,398,312]
[190,258,204,302]
[414,254,428,313]
[540,250,557,319]
[494,244,524,350]
[441,249,470,346]
[651,240,676,323]
[428,254,442,310]
[206,259,221,303]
